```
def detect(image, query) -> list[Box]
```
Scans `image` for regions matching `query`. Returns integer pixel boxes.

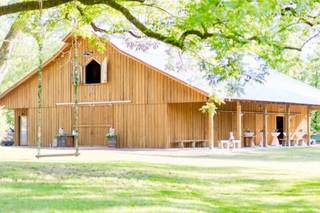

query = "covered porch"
[208,101,320,148]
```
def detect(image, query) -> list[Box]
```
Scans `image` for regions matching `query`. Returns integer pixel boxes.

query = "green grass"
[1,148,320,212]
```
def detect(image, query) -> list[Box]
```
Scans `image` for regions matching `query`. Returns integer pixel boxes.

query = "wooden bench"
[171,139,208,148]
[219,140,241,149]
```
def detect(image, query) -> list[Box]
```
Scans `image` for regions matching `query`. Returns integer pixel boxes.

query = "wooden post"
[236,101,242,143]
[263,106,268,147]
[285,104,290,146]
[208,112,214,149]
[307,107,311,146]
[13,110,18,146]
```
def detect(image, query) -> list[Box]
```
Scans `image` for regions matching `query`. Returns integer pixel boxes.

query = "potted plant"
[106,127,117,148]
[243,129,254,137]
[56,128,65,147]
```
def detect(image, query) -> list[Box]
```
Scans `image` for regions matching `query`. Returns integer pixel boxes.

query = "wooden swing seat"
[36,152,80,158]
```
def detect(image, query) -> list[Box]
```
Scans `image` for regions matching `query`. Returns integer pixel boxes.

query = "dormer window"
[85,60,101,84]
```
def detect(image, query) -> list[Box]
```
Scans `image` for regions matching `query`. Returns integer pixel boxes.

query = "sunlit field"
[1,147,320,212]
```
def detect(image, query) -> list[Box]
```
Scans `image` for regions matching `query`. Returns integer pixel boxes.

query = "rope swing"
[72,36,80,157]
[36,0,44,157]
[35,0,80,158]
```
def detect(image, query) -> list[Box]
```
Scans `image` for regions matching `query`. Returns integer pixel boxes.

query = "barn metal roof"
[110,36,320,106]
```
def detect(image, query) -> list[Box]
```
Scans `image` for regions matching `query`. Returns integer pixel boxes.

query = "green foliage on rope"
[36,0,44,156]
[36,39,43,156]
[72,37,80,155]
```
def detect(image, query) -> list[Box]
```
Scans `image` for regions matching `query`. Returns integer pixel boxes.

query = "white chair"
[232,140,241,149]
[219,140,230,149]
[220,139,241,149]
[220,132,242,150]
[259,131,265,147]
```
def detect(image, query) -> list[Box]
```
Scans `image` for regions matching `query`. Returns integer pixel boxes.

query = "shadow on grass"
[0,161,319,212]
[149,147,320,163]
[0,180,217,212]
[1,180,318,212]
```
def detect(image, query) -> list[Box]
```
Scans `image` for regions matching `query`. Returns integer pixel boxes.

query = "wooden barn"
[1,34,320,148]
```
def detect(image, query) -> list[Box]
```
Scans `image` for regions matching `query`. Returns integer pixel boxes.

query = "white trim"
[101,57,108,83]
[84,56,101,66]
[84,57,102,84]
[56,100,131,106]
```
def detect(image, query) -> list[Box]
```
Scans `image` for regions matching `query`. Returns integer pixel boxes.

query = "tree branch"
[137,3,176,17]
[0,0,242,50]
[0,0,145,16]
[0,21,20,83]
[106,0,184,48]
[300,17,320,27]
[90,21,142,38]
[0,0,183,46]
[0,0,73,16]
[0,0,260,51]
[179,30,213,43]
[283,31,320,52]
[75,5,142,38]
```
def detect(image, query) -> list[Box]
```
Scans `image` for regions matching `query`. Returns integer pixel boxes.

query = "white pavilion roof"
[110,35,320,106]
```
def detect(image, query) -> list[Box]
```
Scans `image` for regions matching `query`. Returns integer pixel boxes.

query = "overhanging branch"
[283,31,320,52]
[0,0,266,51]
[106,0,184,48]
[0,0,185,48]
[76,5,142,38]
[0,0,145,16]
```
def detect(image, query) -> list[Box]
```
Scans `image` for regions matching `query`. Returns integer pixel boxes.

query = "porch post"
[13,110,18,146]
[307,107,311,146]
[208,112,214,149]
[263,106,268,147]
[285,104,290,146]
[236,101,242,143]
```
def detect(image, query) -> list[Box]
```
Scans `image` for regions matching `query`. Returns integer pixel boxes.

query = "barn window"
[85,60,101,84]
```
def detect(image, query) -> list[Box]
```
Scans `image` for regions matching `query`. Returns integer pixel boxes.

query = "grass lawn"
[1,147,320,212]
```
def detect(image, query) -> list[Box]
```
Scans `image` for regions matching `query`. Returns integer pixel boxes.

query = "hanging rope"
[36,0,44,156]
[35,3,80,157]
[72,36,80,156]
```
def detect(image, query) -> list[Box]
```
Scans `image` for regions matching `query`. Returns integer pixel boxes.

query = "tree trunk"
[0,24,19,84]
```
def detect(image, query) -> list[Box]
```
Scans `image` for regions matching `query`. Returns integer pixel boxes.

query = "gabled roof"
[0,42,71,99]
[0,34,208,100]
[226,70,320,105]
[1,34,320,106]
[110,35,320,106]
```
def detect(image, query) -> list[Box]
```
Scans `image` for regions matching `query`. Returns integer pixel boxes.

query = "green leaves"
[200,95,224,114]
[1,1,320,105]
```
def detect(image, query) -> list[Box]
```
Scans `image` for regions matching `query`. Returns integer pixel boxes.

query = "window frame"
[83,57,102,85]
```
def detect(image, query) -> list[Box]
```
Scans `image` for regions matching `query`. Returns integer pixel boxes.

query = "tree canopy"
[0,0,319,82]
[1,1,320,97]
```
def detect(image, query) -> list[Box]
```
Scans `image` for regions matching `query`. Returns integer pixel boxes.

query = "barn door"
[78,106,113,146]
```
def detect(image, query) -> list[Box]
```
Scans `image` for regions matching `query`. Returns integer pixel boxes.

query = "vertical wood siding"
[168,103,208,144]
[0,38,207,147]
[0,38,312,148]
[216,101,309,145]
